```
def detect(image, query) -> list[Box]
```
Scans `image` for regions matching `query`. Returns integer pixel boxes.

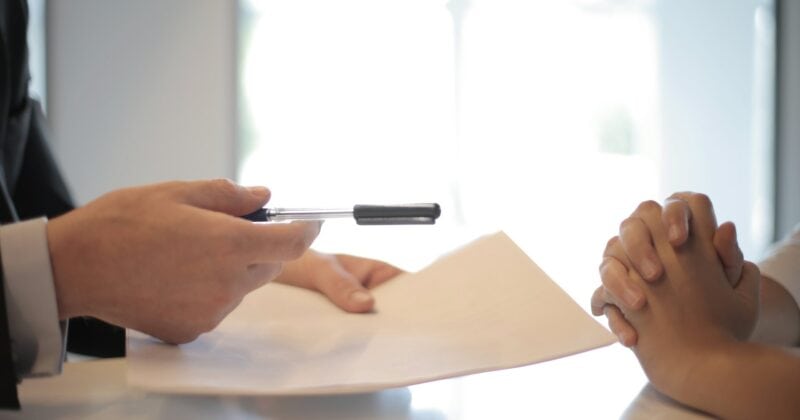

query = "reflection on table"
[0,344,712,419]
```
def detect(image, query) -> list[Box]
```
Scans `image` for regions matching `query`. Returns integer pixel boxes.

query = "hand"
[591,192,745,346]
[47,179,321,344]
[608,196,760,396]
[274,250,404,312]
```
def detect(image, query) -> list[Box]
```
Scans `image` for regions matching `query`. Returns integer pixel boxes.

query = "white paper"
[127,232,615,395]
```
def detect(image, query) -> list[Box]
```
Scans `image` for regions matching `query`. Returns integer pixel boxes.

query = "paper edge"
[126,334,616,396]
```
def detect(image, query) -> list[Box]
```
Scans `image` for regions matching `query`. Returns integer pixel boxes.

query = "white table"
[0,345,710,419]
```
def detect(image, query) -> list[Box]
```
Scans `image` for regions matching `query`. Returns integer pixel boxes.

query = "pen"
[241,203,441,225]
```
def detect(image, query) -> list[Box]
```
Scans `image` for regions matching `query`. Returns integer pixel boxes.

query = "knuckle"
[688,193,713,210]
[590,287,607,315]
[664,199,688,217]
[668,190,693,201]
[597,259,607,273]
[605,236,621,251]
[211,178,240,197]
[636,200,662,215]
[618,218,646,242]
[598,257,614,275]
[618,218,636,233]
[599,264,624,291]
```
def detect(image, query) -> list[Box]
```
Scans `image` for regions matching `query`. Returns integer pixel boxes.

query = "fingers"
[714,221,744,287]
[662,195,692,246]
[311,263,376,313]
[591,285,611,316]
[334,254,404,289]
[179,179,271,216]
[604,305,639,347]
[594,246,644,348]
[664,192,741,288]
[668,192,717,241]
[591,285,639,347]
[618,217,662,281]
[599,255,645,310]
[241,221,322,263]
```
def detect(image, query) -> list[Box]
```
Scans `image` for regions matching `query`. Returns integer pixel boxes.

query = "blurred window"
[238,0,775,316]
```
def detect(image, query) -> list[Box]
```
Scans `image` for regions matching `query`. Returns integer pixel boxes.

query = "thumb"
[733,261,761,340]
[735,261,761,304]
[714,221,743,287]
[180,179,270,216]
[312,265,376,313]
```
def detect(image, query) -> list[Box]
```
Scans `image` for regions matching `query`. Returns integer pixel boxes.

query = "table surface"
[0,344,712,420]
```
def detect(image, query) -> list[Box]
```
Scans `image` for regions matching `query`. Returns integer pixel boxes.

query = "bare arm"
[751,275,800,346]
[609,195,800,419]
[671,341,800,420]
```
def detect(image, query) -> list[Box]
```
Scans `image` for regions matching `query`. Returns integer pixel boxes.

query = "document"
[127,232,615,395]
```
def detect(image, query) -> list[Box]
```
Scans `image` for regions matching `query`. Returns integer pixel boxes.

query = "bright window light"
[238,0,774,416]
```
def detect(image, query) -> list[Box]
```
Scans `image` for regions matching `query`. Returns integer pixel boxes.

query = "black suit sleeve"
[0,4,123,408]
[0,253,20,409]
[11,101,72,220]
[13,103,125,359]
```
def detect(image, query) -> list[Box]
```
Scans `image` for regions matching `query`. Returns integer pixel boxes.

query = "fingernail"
[642,259,658,280]
[624,288,642,308]
[349,290,373,305]
[669,225,681,242]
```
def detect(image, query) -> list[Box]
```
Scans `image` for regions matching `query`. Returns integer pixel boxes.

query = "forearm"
[750,276,800,346]
[673,342,800,420]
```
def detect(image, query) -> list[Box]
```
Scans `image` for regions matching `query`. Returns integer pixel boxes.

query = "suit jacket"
[0,0,124,409]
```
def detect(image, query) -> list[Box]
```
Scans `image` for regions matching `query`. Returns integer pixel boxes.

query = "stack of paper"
[127,232,615,395]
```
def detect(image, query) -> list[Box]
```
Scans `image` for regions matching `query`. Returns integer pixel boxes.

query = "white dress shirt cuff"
[0,217,66,377]
[759,225,800,314]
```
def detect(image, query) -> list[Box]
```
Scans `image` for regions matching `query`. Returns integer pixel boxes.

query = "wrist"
[47,215,89,319]
[661,339,747,409]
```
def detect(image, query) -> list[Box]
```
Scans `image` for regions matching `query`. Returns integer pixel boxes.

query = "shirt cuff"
[0,218,66,377]
[759,225,800,314]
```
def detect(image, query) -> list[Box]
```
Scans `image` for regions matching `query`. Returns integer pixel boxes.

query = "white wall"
[776,0,800,238]
[26,0,46,106]
[655,0,775,257]
[47,0,236,205]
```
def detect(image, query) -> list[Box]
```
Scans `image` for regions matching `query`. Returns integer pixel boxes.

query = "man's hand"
[47,179,321,344]
[274,250,403,313]
[591,192,746,346]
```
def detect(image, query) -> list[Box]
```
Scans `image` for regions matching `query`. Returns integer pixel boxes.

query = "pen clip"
[353,203,441,225]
